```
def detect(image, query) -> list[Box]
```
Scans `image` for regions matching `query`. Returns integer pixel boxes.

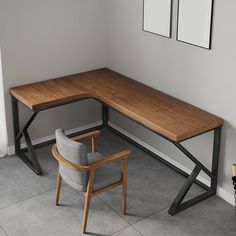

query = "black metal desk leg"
[22,130,42,174]
[168,126,222,215]
[102,104,109,127]
[168,165,201,215]
[11,96,21,153]
[11,96,42,175]
[211,126,222,194]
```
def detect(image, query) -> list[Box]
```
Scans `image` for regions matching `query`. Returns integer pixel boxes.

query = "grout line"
[0,187,57,211]
[131,189,209,229]
[0,226,8,236]
[131,206,169,226]
[96,195,132,226]
[130,225,144,236]
[0,182,72,212]
[109,224,131,235]
[96,192,171,228]
[109,223,145,236]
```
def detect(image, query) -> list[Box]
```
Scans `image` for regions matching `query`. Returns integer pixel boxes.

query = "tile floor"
[0,129,235,235]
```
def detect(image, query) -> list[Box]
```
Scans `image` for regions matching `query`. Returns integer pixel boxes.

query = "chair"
[51,129,131,233]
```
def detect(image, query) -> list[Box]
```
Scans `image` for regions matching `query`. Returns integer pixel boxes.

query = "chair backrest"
[55,129,88,192]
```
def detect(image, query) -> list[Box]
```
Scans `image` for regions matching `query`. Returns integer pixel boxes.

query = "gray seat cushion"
[56,129,88,192]
[56,128,122,192]
[61,152,122,192]
[88,152,122,192]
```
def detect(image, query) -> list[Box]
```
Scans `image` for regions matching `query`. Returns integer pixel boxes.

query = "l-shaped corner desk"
[9,68,223,215]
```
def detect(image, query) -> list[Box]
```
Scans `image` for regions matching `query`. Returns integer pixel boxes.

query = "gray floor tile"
[38,143,54,154]
[0,148,58,209]
[0,226,7,236]
[97,130,146,160]
[112,226,142,236]
[0,186,129,236]
[133,196,236,236]
[98,155,203,224]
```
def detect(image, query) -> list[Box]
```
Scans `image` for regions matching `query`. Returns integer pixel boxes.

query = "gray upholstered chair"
[52,129,131,233]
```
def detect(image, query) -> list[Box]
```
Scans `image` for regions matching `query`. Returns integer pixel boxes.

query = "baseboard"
[217,186,235,206]
[109,122,235,206]
[7,120,103,156]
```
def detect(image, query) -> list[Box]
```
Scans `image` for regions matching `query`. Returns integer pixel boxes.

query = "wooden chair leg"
[55,171,62,206]
[82,193,92,234]
[122,159,128,215]
[92,137,96,153]
[82,170,95,233]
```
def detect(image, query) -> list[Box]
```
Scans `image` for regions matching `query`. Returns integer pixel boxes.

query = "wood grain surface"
[10,68,223,141]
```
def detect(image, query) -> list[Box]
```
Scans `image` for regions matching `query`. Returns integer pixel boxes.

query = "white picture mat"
[143,0,172,37]
[177,0,213,48]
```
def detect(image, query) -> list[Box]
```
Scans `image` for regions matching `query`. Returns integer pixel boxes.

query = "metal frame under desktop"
[11,96,222,215]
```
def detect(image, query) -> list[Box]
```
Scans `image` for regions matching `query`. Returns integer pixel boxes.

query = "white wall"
[0,0,107,145]
[107,0,236,203]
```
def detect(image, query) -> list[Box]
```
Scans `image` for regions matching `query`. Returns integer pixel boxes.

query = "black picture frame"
[142,0,173,38]
[176,0,214,50]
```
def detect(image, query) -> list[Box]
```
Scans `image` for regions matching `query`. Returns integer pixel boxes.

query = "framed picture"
[177,0,214,49]
[143,0,172,38]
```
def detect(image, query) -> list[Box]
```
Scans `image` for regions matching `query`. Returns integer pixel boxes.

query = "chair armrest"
[71,130,101,142]
[52,144,131,172]
[52,144,90,172]
[89,150,131,170]
[72,130,101,153]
